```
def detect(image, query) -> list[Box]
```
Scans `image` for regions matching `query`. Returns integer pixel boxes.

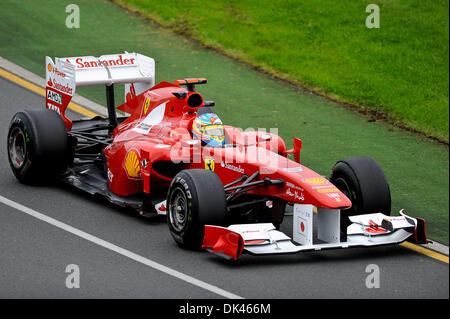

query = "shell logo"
[125,150,141,178]
[303,177,326,185]
[47,63,52,72]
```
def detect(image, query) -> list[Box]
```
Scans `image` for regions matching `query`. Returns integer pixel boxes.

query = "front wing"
[202,207,427,260]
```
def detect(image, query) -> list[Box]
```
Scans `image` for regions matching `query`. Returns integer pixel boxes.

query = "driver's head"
[192,113,225,147]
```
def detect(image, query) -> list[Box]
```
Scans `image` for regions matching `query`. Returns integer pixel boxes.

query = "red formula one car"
[7,52,427,260]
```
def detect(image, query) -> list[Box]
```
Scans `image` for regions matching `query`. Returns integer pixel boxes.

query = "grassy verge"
[114,0,449,143]
[0,0,448,244]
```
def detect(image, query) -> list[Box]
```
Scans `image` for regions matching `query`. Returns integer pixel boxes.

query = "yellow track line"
[1,66,448,264]
[400,242,448,264]
[0,68,100,118]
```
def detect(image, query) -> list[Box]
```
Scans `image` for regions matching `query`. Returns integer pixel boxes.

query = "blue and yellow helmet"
[192,113,225,147]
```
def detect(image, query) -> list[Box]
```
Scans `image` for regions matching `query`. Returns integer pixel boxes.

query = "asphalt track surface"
[0,77,448,299]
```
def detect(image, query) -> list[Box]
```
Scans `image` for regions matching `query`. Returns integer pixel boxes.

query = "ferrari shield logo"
[143,97,151,114]
[204,158,215,171]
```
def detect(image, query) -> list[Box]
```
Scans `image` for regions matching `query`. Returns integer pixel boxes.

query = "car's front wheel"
[330,156,391,233]
[167,169,228,250]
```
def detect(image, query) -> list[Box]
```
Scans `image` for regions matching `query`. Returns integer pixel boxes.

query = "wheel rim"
[168,187,189,232]
[8,127,27,169]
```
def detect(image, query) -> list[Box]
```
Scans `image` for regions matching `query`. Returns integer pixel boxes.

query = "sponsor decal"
[286,187,305,201]
[125,150,141,178]
[175,177,192,199]
[47,90,62,105]
[204,158,215,171]
[317,187,339,193]
[365,220,387,234]
[48,78,73,95]
[47,103,61,114]
[295,192,305,201]
[72,54,136,69]
[282,167,304,173]
[386,217,408,222]
[140,158,148,169]
[143,97,151,115]
[327,192,341,202]
[285,182,304,192]
[313,185,336,189]
[259,167,276,174]
[135,123,150,132]
[221,161,245,174]
[46,57,75,102]
[107,168,114,183]
[240,229,261,234]
[303,177,327,185]
[48,66,66,78]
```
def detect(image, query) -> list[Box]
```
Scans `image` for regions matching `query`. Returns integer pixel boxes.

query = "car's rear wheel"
[7,109,69,184]
[167,169,228,249]
[330,156,391,234]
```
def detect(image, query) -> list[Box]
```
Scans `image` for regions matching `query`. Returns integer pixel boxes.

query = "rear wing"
[45,52,155,129]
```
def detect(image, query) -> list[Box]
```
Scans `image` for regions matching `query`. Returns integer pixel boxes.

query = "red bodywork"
[103,80,352,209]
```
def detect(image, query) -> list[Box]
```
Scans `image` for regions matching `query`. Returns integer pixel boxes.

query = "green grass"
[0,0,448,244]
[115,0,449,143]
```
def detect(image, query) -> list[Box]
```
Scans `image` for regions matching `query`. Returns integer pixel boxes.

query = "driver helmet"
[192,113,225,147]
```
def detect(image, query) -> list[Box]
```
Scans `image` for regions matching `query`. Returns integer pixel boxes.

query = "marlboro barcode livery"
[7,52,427,261]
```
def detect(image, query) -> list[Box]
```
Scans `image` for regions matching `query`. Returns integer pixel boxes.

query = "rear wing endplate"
[45,52,155,130]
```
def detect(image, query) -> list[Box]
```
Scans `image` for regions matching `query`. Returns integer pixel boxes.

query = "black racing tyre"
[167,169,228,250]
[7,109,69,184]
[330,156,391,232]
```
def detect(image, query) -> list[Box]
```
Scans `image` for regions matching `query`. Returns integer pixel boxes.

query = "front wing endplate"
[202,209,426,260]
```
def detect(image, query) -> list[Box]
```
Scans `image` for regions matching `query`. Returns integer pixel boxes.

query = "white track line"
[0,194,243,299]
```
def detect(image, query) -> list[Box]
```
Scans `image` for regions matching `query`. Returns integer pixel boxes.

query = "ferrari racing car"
[7,52,427,260]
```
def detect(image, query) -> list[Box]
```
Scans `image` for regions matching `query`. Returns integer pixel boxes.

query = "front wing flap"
[202,209,427,260]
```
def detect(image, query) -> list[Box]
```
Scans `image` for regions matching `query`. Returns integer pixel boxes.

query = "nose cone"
[220,146,353,209]
[268,159,352,209]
